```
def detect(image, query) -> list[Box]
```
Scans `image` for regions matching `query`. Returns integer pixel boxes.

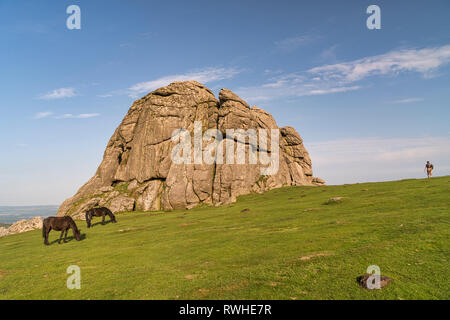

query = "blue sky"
[1,0,449,205]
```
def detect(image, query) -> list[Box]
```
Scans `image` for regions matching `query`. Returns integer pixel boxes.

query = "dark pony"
[42,216,81,245]
[85,207,117,228]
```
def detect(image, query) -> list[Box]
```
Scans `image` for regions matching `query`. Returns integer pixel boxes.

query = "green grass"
[0,176,449,300]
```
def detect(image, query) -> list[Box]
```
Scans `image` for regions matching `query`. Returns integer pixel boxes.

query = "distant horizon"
[0,205,58,224]
[1,174,448,207]
[0,205,59,208]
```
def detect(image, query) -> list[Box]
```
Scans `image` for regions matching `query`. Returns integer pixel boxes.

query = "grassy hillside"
[0,176,449,300]
[0,224,11,228]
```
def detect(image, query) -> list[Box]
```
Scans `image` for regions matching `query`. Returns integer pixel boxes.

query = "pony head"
[74,228,81,241]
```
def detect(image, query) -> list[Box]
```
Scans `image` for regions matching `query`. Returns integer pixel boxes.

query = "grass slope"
[0,176,449,300]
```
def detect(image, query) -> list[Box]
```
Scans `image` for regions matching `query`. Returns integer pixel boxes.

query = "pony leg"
[58,231,64,244]
[44,228,50,245]
[64,229,69,242]
[86,212,91,228]
[102,214,105,225]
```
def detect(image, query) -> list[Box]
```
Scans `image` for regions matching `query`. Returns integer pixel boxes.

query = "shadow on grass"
[48,233,87,245]
[89,219,116,228]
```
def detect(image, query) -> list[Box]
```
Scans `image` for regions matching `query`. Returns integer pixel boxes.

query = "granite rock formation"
[57,81,324,218]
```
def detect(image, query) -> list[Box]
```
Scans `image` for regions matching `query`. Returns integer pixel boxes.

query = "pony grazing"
[85,207,117,228]
[42,216,81,245]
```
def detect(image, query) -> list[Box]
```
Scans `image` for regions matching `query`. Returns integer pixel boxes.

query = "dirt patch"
[222,280,249,291]
[180,223,198,227]
[275,227,299,233]
[0,269,5,279]
[297,252,333,261]
[240,208,250,213]
[198,288,210,294]
[303,208,321,212]
[269,282,280,287]
[185,274,197,280]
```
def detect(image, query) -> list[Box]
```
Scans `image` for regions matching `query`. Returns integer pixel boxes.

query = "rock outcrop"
[0,227,9,237]
[58,81,324,218]
[0,217,43,237]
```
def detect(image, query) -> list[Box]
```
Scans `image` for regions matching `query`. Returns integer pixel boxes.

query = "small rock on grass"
[357,273,392,289]
[323,197,347,205]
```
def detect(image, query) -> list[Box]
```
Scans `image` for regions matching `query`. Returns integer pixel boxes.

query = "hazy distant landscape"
[0,206,58,224]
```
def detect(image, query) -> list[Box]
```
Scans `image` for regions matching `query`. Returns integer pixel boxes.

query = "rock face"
[2,217,43,236]
[57,81,324,218]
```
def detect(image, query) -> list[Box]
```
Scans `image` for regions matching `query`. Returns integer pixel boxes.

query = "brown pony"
[42,216,81,245]
[85,207,117,228]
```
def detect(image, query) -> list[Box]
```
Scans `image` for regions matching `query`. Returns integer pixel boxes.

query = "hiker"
[424,161,434,178]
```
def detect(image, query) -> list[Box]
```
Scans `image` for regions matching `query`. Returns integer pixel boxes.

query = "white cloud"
[97,94,113,98]
[34,111,53,119]
[38,88,76,100]
[274,35,315,53]
[319,44,339,62]
[307,86,361,95]
[35,112,100,119]
[237,45,450,103]
[306,136,450,185]
[77,113,100,118]
[128,67,242,97]
[54,113,100,119]
[390,97,424,104]
[236,71,361,102]
[308,45,450,83]
[264,69,283,75]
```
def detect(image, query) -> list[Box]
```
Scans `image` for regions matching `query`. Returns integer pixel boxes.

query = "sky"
[1,0,449,206]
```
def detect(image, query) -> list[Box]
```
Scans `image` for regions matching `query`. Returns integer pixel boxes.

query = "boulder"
[109,196,135,213]
[0,227,9,237]
[57,80,324,216]
[7,216,43,235]
[358,273,393,289]
[100,186,114,193]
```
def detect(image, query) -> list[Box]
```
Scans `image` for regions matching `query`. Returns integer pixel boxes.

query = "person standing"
[425,161,434,178]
